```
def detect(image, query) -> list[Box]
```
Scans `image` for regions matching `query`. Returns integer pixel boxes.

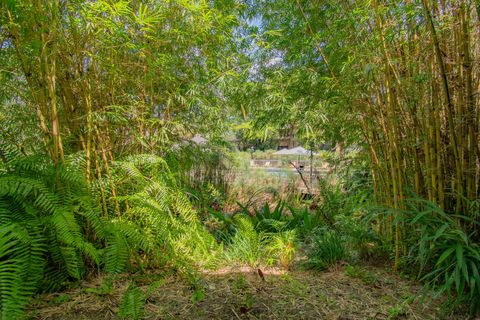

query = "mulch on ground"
[28,265,462,320]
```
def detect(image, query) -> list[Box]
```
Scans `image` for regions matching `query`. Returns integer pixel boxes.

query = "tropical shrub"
[246,201,289,233]
[238,201,323,237]
[288,205,325,239]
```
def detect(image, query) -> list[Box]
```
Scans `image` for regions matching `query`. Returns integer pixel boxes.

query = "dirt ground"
[28,265,464,320]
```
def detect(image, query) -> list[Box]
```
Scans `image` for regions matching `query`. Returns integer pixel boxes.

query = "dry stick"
[231,308,241,320]
[260,302,280,319]
[289,161,312,196]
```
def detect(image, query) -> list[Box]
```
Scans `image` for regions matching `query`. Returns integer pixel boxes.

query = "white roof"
[274,146,310,155]
[190,134,208,145]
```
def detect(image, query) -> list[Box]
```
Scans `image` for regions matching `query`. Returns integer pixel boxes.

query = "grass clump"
[305,229,346,270]
[267,229,298,269]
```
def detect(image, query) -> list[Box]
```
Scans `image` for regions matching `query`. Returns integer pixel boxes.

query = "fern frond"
[0,224,46,319]
[104,230,130,274]
[118,284,145,320]
[0,145,109,318]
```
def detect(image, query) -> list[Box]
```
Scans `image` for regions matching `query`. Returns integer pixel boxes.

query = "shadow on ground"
[28,265,458,320]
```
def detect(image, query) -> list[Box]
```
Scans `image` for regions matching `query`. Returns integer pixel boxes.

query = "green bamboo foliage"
[246,0,479,275]
[1,0,241,175]
[352,1,480,269]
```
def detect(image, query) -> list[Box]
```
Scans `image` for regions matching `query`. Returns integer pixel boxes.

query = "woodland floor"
[27,264,463,320]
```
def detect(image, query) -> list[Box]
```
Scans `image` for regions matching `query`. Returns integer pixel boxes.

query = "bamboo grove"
[351,1,480,268]
[0,1,242,318]
[247,0,480,270]
[1,0,240,173]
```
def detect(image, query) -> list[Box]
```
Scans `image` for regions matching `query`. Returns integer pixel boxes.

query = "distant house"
[276,126,298,150]
[277,136,297,150]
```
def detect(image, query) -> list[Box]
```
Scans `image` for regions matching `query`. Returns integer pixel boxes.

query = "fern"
[118,284,145,320]
[0,147,223,318]
[108,155,220,270]
[224,215,268,268]
[0,145,110,318]
[103,227,130,274]
[0,225,46,319]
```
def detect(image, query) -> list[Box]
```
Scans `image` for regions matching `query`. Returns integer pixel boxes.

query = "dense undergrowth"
[0,144,221,319]
[1,142,477,319]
